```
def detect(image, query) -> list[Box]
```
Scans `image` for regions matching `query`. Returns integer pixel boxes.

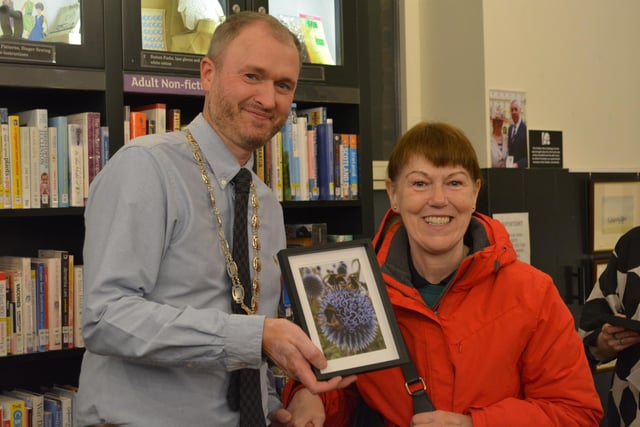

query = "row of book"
[0,251,84,359]
[0,108,108,209]
[255,105,359,202]
[124,103,182,143]
[0,384,76,427]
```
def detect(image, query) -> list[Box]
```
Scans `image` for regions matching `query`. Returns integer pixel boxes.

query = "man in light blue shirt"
[75,11,354,427]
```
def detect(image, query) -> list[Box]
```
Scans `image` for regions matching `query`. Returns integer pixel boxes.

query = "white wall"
[400,0,640,172]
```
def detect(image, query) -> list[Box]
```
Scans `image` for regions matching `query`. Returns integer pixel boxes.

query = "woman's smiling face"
[387,155,480,258]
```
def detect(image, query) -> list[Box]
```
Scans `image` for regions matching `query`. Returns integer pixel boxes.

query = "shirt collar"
[186,113,255,190]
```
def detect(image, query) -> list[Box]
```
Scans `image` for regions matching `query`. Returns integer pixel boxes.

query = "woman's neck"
[410,242,469,284]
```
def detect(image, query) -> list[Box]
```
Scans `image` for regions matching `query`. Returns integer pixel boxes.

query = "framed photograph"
[277,240,408,379]
[590,180,640,253]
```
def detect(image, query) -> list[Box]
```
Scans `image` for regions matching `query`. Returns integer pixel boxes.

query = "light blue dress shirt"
[75,114,287,426]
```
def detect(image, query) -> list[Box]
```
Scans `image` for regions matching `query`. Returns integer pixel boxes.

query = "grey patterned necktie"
[226,168,265,427]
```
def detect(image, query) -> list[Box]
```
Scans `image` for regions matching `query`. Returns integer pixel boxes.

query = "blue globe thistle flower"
[319,288,378,353]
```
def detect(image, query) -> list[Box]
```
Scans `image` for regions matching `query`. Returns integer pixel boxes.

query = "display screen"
[139,0,341,66]
[0,0,82,45]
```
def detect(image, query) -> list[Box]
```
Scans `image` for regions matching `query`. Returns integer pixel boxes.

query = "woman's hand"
[598,317,640,359]
[269,388,326,427]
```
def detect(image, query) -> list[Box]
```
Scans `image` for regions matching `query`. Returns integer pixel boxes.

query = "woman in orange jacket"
[281,121,603,427]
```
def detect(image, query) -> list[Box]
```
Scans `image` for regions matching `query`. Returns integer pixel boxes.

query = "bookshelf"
[0,0,383,392]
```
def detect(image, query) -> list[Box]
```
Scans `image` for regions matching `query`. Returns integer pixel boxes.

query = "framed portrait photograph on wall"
[589,180,640,253]
[277,240,408,380]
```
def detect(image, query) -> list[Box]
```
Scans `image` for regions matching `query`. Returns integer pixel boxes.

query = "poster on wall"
[528,130,563,168]
[488,89,528,169]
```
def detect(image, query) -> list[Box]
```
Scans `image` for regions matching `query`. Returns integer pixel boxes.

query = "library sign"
[0,40,55,64]
[124,73,204,96]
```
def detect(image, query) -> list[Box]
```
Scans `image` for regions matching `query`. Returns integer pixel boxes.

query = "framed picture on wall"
[591,258,609,287]
[276,240,408,379]
[589,180,640,253]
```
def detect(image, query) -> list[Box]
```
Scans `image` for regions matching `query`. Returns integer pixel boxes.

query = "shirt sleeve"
[81,145,264,370]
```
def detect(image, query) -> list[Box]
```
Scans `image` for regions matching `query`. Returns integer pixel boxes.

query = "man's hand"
[262,318,356,393]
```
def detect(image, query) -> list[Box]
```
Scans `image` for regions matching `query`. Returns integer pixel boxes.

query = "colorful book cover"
[340,134,350,200]
[48,116,70,208]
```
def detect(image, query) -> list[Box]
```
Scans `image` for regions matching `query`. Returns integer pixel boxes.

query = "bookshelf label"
[124,73,204,96]
[140,51,201,72]
[0,41,55,64]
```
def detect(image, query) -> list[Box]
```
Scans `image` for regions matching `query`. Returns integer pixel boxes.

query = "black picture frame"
[277,239,408,380]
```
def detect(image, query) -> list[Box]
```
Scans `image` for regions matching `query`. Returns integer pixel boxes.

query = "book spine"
[88,113,102,188]
[29,128,41,209]
[306,125,318,200]
[100,126,110,168]
[333,133,342,199]
[0,271,6,357]
[349,134,358,199]
[37,120,50,208]
[340,134,350,201]
[31,262,48,352]
[0,119,11,208]
[8,271,24,355]
[73,265,84,348]
[316,119,334,200]
[18,267,34,354]
[60,253,70,348]
[67,124,84,207]
[129,111,147,140]
[296,117,309,201]
[168,108,181,131]
[50,117,70,208]
[19,127,31,209]
[270,132,283,201]
[48,127,59,208]
[8,116,22,209]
